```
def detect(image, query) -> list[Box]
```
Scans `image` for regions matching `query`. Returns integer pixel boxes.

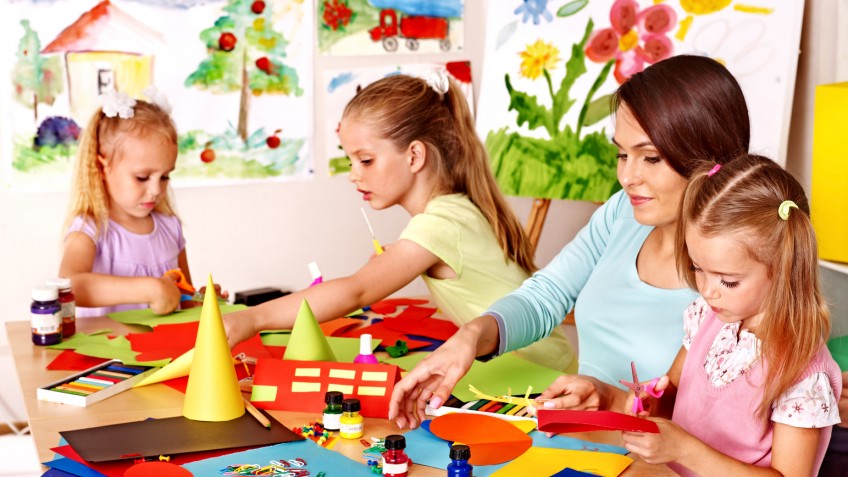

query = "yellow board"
[812,82,848,263]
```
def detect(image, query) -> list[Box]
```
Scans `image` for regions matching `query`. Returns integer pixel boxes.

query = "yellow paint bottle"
[339,398,364,439]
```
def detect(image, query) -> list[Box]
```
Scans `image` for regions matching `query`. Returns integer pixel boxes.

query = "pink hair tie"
[707,164,721,177]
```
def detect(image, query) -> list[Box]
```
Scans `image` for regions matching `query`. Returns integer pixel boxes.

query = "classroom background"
[0,0,846,454]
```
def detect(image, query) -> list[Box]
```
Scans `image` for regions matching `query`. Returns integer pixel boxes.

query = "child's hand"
[198,283,230,301]
[222,309,256,349]
[621,417,691,465]
[148,276,181,315]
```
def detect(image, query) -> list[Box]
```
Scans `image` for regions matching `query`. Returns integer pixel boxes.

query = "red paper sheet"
[339,321,431,350]
[382,306,458,341]
[319,317,362,337]
[537,410,659,433]
[127,322,272,362]
[46,350,110,371]
[369,298,430,315]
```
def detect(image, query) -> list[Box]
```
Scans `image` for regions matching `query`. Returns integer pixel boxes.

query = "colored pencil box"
[37,359,159,407]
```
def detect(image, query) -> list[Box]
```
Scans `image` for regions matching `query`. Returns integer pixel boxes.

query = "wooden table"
[7,317,675,476]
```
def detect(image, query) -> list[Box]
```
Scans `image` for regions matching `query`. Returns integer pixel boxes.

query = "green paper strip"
[251,384,278,402]
[107,304,248,328]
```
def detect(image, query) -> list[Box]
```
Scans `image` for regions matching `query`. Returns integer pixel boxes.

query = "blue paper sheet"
[181,440,375,476]
[42,457,107,477]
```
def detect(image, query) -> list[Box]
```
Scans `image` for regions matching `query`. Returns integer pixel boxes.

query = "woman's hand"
[388,325,481,429]
[147,277,181,315]
[537,374,613,411]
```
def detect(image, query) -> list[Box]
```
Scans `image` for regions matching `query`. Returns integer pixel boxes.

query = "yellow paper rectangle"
[812,82,848,263]
[357,386,386,396]
[328,369,356,379]
[490,448,632,477]
[250,384,278,402]
[295,367,321,377]
[361,371,388,382]
[327,384,354,394]
[291,381,322,393]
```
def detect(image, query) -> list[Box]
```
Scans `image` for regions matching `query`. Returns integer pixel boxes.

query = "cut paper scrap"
[250,358,400,418]
[387,351,563,402]
[47,350,110,371]
[490,447,633,477]
[382,306,459,341]
[107,303,247,328]
[124,461,192,477]
[67,336,172,368]
[369,297,430,315]
[551,468,601,477]
[183,275,244,421]
[537,409,659,434]
[320,317,363,336]
[339,321,432,350]
[181,439,376,476]
[283,300,337,361]
[60,410,302,462]
[259,334,381,363]
[429,413,532,465]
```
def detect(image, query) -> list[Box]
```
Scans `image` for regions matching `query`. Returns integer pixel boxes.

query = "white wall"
[0,0,597,423]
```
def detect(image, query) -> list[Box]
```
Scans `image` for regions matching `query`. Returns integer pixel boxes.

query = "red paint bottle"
[46,278,75,337]
[382,434,410,477]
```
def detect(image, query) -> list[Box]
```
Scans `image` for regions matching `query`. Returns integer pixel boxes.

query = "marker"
[308,261,323,286]
[360,208,384,255]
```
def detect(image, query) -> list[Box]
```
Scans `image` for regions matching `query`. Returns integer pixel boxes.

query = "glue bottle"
[339,398,364,439]
[354,333,379,364]
[382,434,410,477]
[46,277,75,337]
[322,391,344,431]
[447,444,472,477]
[31,286,62,346]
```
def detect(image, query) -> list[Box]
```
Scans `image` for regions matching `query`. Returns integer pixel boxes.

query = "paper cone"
[182,275,245,421]
[133,348,195,387]
[282,299,337,362]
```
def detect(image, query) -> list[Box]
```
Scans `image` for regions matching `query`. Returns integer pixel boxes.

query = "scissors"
[619,361,663,415]
[163,269,197,301]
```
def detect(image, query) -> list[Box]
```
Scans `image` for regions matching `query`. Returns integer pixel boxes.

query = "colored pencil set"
[37,359,158,407]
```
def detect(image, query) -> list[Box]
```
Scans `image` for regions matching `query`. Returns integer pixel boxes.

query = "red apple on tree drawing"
[255,56,273,74]
[251,0,265,14]
[200,142,216,163]
[266,129,282,148]
[218,32,237,52]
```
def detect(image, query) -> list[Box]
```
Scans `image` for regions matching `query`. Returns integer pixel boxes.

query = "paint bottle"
[46,278,76,337]
[31,286,62,346]
[382,434,410,477]
[322,391,344,431]
[354,333,379,364]
[447,444,472,477]
[339,398,364,439]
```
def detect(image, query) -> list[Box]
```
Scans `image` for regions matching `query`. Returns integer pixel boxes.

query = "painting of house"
[42,0,163,125]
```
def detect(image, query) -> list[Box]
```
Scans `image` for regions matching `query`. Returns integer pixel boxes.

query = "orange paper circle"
[429,413,533,465]
[124,461,192,477]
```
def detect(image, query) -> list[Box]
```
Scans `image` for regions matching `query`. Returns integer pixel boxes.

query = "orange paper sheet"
[429,413,532,465]
[490,447,633,477]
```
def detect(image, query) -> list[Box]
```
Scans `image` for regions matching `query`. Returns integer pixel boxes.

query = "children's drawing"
[477,0,803,202]
[317,0,464,56]
[2,0,312,190]
[322,61,473,175]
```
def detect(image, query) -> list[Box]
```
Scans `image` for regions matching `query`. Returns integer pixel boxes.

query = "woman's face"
[614,105,688,228]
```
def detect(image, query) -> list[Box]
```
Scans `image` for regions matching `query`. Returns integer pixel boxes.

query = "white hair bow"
[422,69,450,99]
[101,90,136,119]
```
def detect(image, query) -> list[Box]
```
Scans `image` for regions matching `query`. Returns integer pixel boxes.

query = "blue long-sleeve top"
[485,190,698,387]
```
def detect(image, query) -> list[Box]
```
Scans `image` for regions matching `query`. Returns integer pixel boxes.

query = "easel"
[524,197,576,326]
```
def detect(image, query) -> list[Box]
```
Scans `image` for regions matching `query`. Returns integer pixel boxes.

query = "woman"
[389,55,752,428]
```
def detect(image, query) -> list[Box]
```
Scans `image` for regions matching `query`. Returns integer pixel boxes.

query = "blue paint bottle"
[31,286,62,346]
[447,444,472,477]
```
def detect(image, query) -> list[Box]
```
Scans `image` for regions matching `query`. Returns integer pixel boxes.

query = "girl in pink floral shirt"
[622,154,842,476]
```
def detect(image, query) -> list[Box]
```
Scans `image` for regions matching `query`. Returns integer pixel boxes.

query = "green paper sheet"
[260,333,380,363]
[828,336,848,371]
[107,304,247,328]
[387,352,564,402]
[47,332,115,350]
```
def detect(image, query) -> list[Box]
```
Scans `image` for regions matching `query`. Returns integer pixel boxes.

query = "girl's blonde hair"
[676,154,830,422]
[342,74,536,273]
[66,100,179,236]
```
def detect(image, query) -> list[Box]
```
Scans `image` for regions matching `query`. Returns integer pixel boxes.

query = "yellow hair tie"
[778,200,798,220]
